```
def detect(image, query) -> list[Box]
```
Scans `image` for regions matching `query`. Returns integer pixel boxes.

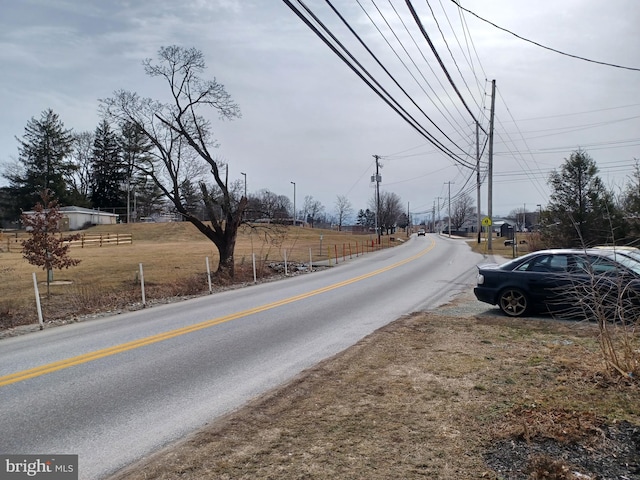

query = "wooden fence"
[65,233,133,248]
[4,233,133,252]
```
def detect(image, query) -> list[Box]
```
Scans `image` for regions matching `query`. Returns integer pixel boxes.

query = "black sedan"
[474,248,640,319]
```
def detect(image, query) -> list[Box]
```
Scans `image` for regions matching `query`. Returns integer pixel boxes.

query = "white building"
[56,206,118,230]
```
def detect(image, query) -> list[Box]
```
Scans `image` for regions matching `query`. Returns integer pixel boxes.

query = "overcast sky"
[1,0,639,222]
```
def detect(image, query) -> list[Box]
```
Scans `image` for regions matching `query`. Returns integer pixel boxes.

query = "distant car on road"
[417,229,426,236]
[474,248,640,319]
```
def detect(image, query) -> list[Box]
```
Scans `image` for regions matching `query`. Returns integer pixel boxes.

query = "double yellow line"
[0,240,434,387]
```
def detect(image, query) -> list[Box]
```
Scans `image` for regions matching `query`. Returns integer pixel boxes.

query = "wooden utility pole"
[432,201,436,233]
[373,155,382,244]
[445,181,454,238]
[476,121,481,244]
[487,79,496,250]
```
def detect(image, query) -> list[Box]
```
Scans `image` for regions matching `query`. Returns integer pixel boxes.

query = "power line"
[405,0,486,131]
[449,0,640,72]
[347,0,472,157]
[282,0,477,169]
[368,0,469,134]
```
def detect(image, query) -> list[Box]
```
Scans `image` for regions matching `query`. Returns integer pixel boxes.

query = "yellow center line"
[0,239,435,387]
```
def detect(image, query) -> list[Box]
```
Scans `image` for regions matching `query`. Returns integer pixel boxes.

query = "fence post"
[206,256,212,294]
[139,263,146,307]
[252,253,257,284]
[32,273,44,330]
[284,249,288,276]
[309,248,313,272]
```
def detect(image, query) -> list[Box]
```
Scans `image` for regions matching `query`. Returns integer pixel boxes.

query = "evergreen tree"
[620,160,640,238]
[90,119,124,210]
[179,179,203,218]
[135,179,166,220]
[356,208,375,229]
[4,109,75,217]
[120,121,153,222]
[543,149,626,247]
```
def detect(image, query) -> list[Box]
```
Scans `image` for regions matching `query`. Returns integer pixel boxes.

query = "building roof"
[58,206,118,217]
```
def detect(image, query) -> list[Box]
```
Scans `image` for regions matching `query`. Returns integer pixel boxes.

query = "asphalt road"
[0,234,485,479]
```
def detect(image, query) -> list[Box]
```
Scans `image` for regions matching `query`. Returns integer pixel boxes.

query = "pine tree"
[5,109,75,216]
[90,119,124,210]
[119,121,153,222]
[544,150,626,247]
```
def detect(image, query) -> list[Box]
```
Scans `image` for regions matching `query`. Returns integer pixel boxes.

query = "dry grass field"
[0,223,401,330]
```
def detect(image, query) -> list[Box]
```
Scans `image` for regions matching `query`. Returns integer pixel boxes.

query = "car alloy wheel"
[498,288,528,317]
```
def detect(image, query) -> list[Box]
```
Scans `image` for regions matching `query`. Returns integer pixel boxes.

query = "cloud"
[1,0,639,220]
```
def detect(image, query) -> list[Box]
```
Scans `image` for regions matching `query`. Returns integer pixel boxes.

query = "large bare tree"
[450,192,475,230]
[101,46,245,277]
[334,195,353,231]
[369,191,403,234]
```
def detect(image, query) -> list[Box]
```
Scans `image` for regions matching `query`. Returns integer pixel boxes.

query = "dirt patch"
[107,293,640,480]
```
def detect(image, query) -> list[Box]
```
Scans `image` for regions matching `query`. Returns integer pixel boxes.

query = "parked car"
[473,248,640,319]
[417,229,426,236]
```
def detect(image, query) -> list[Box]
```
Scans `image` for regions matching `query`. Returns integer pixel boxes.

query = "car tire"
[498,288,529,317]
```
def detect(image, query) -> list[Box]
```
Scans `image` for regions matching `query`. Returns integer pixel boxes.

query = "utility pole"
[487,79,496,250]
[476,122,481,244]
[291,181,296,226]
[432,201,436,233]
[437,197,443,234]
[372,155,382,244]
[445,181,454,238]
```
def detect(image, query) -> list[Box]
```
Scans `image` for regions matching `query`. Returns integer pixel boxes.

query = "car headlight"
[477,273,485,285]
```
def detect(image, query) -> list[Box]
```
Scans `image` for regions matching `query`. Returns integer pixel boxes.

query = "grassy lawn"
[0,223,403,329]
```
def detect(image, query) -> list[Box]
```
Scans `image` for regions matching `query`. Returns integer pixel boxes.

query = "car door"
[517,254,576,312]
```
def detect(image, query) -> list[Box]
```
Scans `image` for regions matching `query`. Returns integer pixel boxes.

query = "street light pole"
[291,181,296,226]
[537,204,542,230]
[241,172,247,198]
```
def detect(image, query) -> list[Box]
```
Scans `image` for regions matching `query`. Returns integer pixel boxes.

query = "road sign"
[481,216,492,227]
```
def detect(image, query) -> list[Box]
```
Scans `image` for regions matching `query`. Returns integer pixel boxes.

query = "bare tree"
[370,191,403,234]
[334,195,353,231]
[303,195,324,228]
[67,131,94,205]
[101,46,245,277]
[451,192,475,230]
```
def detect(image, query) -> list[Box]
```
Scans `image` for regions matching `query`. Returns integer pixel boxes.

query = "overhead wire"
[443,0,486,102]
[348,0,473,158]
[375,0,470,134]
[282,0,477,169]
[492,87,549,201]
[424,0,483,119]
[404,0,486,132]
[449,0,640,72]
